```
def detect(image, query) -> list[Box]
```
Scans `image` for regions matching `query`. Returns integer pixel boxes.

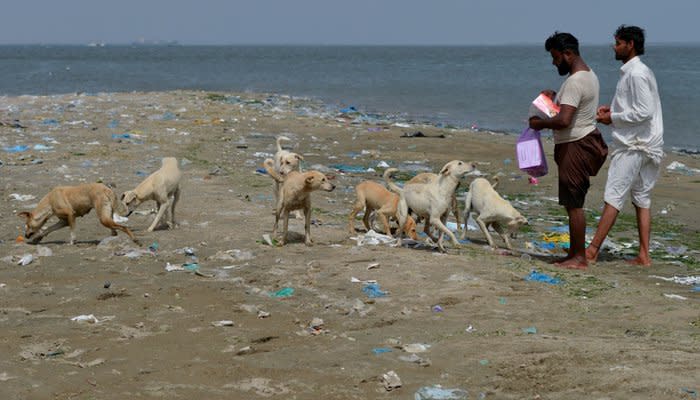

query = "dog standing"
[120,157,181,232]
[348,180,418,240]
[17,183,138,245]
[385,160,475,252]
[273,136,304,218]
[407,171,462,235]
[460,177,527,250]
[263,158,335,246]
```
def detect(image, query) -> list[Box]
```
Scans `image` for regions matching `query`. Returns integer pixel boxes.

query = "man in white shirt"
[586,25,664,267]
[530,32,608,269]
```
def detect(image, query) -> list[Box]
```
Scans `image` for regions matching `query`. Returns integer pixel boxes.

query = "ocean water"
[0,44,698,150]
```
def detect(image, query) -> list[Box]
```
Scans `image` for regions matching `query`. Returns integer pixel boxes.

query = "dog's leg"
[303,205,313,246]
[348,196,365,234]
[169,187,180,228]
[460,190,473,240]
[492,222,514,250]
[378,211,392,236]
[147,200,170,232]
[395,198,409,247]
[280,209,290,246]
[430,215,460,250]
[30,219,68,244]
[475,216,497,248]
[97,203,139,245]
[451,192,461,228]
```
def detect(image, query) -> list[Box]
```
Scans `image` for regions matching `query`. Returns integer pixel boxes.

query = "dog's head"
[305,171,335,192]
[507,214,529,237]
[404,215,418,240]
[17,211,39,240]
[440,160,477,179]
[119,190,141,216]
[277,152,304,176]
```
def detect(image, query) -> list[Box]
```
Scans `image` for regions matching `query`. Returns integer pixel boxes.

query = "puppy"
[460,177,528,250]
[348,180,418,240]
[120,157,182,232]
[17,183,138,245]
[385,160,475,252]
[407,172,462,235]
[273,136,304,218]
[263,158,335,246]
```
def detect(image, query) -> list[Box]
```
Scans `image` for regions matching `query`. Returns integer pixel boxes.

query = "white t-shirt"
[554,70,599,144]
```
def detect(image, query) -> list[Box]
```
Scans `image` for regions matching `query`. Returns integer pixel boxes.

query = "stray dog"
[273,136,304,217]
[17,183,138,245]
[460,177,527,250]
[407,172,462,234]
[348,180,418,240]
[263,158,335,246]
[385,160,475,252]
[120,157,182,232]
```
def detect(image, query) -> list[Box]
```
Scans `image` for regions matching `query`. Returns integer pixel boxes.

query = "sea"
[1,44,698,151]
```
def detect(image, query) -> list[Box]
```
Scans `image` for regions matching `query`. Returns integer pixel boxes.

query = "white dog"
[121,157,182,232]
[460,177,527,250]
[385,160,475,252]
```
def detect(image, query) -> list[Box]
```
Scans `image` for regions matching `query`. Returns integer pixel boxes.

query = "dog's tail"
[276,135,291,152]
[383,168,403,194]
[263,158,285,183]
[491,176,500,189]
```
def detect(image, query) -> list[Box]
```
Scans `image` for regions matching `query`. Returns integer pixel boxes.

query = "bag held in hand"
[516,127,548,177]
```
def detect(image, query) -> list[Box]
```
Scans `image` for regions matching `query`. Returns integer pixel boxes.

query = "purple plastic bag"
[516,127,548,177]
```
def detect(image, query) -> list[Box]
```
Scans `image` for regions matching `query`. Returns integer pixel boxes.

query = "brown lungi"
[554,129,608,208]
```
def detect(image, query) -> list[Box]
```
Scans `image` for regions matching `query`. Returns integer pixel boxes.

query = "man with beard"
[529,32,608,269]
[586,25,663,267]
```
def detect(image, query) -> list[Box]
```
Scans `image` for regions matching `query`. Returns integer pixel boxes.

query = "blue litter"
[112,133,131,140]
[108,119,119,128]
[183,262,199,271]
[3,145,29,153]
[415,385,469,400]
[522,326,537,334]
[42,118,59,126]
[692,286,700,292]
[372,347,392,355]
[339,106,358,114]
[362,283,387,298]
[525,270,562,285]
[255,167,267,174]
[328,164,367,173]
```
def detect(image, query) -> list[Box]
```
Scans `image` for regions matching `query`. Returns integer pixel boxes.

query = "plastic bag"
[516,127,548,177]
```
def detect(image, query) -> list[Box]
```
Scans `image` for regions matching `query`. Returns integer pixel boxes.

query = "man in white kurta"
[586,25,664,266]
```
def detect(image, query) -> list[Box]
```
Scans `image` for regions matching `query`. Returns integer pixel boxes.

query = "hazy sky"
[3,1,698,45]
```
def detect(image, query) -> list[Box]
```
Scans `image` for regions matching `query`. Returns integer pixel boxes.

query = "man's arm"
[611,75,656,126]
[529,104,576,130]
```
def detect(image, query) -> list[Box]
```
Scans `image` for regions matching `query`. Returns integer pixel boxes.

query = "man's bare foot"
[585,246,598,263]
[550,254,573,264]
[555,256,588,270]
[625,256,651,267]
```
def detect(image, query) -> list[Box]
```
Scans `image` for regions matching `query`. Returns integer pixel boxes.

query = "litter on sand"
[524,270,562,285]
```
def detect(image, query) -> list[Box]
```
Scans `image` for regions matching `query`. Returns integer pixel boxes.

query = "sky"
[2,0,698,46]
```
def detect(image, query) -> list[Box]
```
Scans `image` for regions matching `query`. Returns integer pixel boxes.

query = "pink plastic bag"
[516,127,548,177]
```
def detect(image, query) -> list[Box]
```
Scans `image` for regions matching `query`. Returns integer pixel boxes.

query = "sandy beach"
[1,90,698,399]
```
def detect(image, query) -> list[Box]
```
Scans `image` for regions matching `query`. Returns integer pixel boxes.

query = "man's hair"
[615,25,645,55]
[545,32,580,55]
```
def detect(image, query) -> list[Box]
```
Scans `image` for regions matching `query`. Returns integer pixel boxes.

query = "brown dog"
[17,183,138,245]
[263,158,335,246]
[348,180,418,240]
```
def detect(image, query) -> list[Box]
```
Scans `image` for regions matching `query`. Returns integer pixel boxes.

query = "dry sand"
[1,91,699,399]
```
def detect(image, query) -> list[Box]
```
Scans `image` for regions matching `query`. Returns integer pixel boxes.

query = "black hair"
[544,32,580,55]
[615,25,645,55]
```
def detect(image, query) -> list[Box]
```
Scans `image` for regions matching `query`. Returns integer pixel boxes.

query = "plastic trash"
[18,254,34,266]
[516,127,548,177]
[522,326,537,334]
[372,347,393,355]
[71,314,100,324]
[402,343,430,353]
[524,270,561,285]
[211,320,234,327]
[270,287,294,298]
[362,283,387,298]
[381,370,402,391]
[3,145,29,153]
[414,385,469,400]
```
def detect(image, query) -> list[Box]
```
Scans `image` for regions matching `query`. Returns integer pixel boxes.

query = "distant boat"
[87,42,106,47]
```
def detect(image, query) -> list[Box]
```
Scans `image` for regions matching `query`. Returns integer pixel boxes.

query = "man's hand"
[596,105,612,125]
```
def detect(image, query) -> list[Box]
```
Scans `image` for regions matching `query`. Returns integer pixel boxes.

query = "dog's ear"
[121,191,136,204]
[17,211,32,221]
[440,165,451,176]
[305,175,316,185]
[295,154,304,161]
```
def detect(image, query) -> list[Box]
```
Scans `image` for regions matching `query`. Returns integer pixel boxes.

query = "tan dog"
[385,160,475,252]
[120,157,181,232]
[348,180,418,240]
[263,158,335,246]
[460,177,527,250]
[17,183,138,245]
